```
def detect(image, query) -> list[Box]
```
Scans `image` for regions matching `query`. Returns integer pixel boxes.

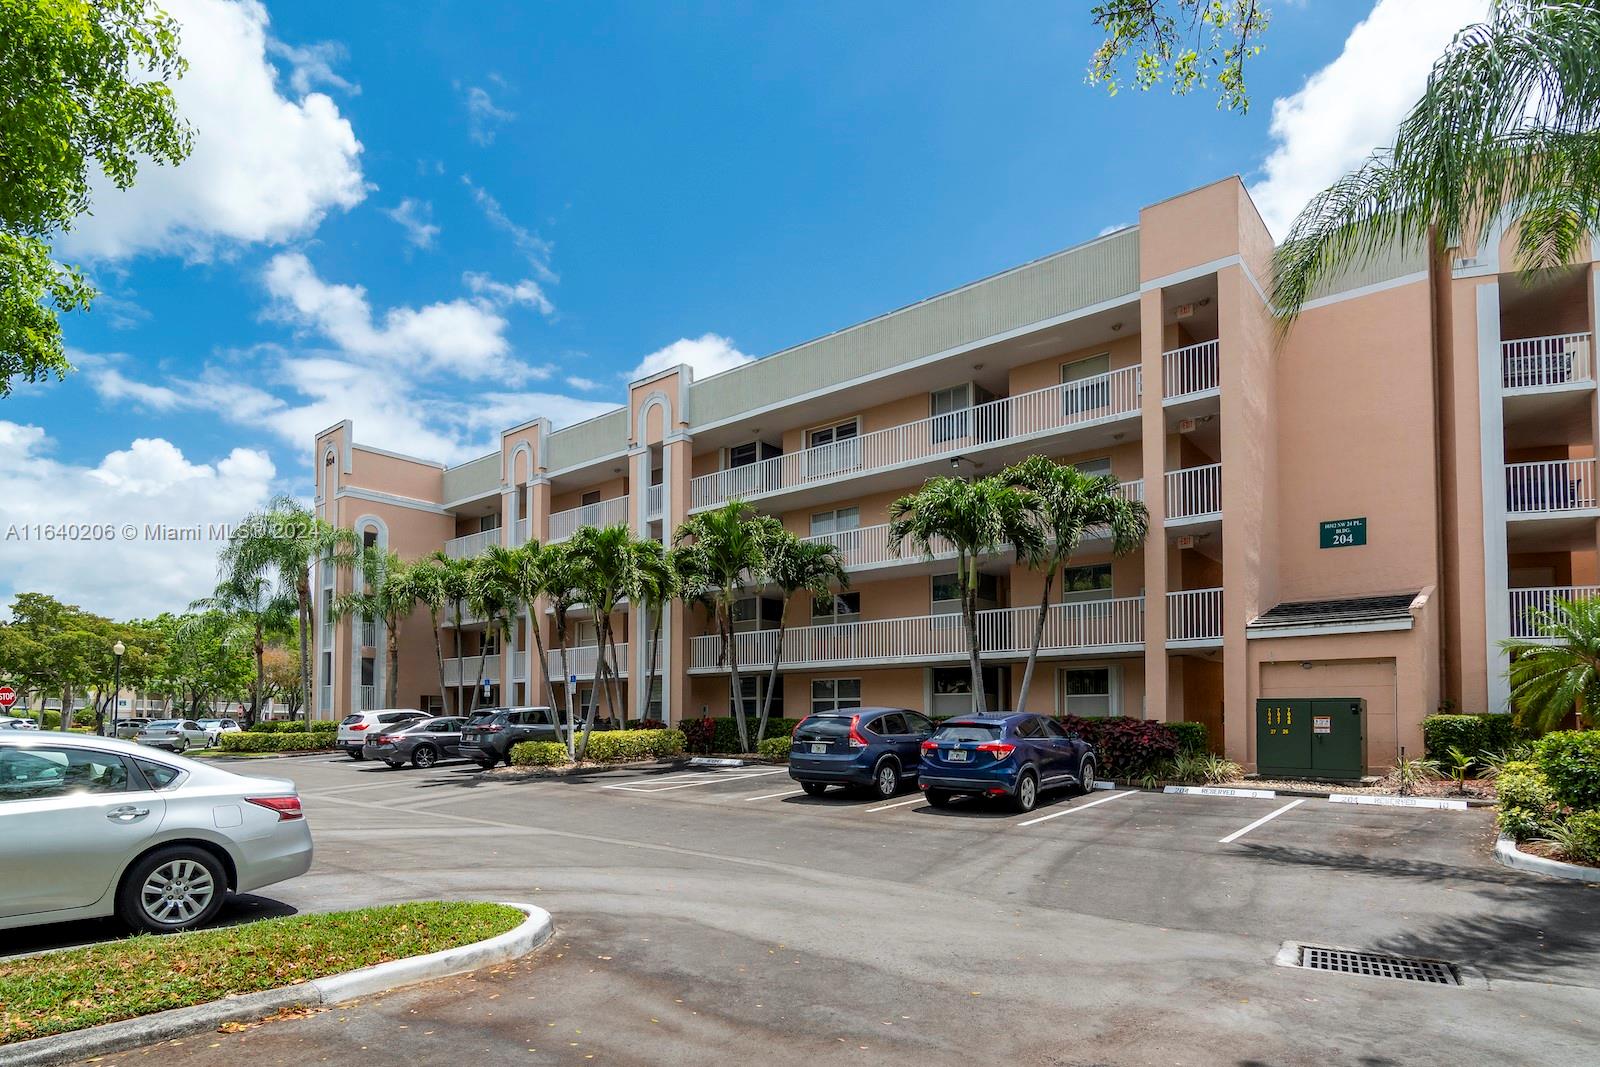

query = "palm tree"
[435,552,474,714]
[191,574,296,725]
[758,531,848,740]
[566,524,641,757]
[888,476,1041,716]
[332,548,419,709]
[674,501,783,752]
[1001,456,1150,711]
[540,541,584,756]
[465,548,518,711]
[1273,2,1600,320]
[216,496,356,720]
[632,537,680,720]
[408,556,451,717]
[1502,596,1600,733]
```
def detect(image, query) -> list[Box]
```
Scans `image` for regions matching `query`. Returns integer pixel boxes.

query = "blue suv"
[789,707,935,799]
[917,713,1097,813]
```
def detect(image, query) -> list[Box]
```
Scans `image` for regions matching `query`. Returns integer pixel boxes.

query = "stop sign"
[0,686,17,709]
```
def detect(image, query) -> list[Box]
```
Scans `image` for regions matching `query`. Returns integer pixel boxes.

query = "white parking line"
[865,795,926,813]
[1218,798,1306,844]
[604,769,790,793]
[1016,789,1135,827]
[743,788,806,802]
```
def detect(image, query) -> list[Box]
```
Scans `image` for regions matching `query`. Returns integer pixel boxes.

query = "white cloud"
[57,0,365,261]
[0,422,277,619]
[1250,0,1490,238]
[566,376,601,391]
[462,271,554,316]
[384,198,440,249]
[630,333,754,381]
[463,85,515,145]
[462,177,556,281]
[267,38,358,96]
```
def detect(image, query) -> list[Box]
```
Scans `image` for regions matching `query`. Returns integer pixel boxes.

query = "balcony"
[1509,586,1599,640]
[689,366,1143,511]
[512,518,530,545]
[358,684,375,711]
[444,528,499,560]
[443,655,500,686]
[550,496,630,542]
[1165,463,1222,523]
[689,597,1144,673]
[1166,587,1223,647]
[1162,340,1220,401]
[547,643,629,680]
[798,480,1144,574]
[511,653,528,682]
[646,484,664,520]
[1502,333,1593,392]
[1505,459,1597,516]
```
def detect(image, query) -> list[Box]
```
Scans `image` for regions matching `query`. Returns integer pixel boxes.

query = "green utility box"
[1255,698,1366,780]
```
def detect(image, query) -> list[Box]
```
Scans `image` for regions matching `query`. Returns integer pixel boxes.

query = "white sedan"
[136,719,212,753]
[197,718,243,746]
[0,733,313,933]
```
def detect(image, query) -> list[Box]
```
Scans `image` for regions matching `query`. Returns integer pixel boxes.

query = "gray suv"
[458,707,563,768]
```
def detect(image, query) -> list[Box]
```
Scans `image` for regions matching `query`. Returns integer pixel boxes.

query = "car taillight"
[377,735,398,744]
[350,723,368,731]
[847,716,868,749]
[484,724,504,733]
[245,795,304,821]
[976,742,1016,759]
[920,739,937,752]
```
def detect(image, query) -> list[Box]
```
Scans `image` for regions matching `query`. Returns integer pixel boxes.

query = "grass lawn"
[0,901,524,1045]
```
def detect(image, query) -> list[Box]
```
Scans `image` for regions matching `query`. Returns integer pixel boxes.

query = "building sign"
[1319,517,1367,549]
[1313,715,1332,734]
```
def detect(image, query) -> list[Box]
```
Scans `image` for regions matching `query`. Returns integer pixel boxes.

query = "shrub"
[218,731,328,753]
[1058,716,1179,779]
[1168,721,1208,756]
[682,716,716,753]
[625,718,668,730]
[1479,713,1518,754]
[684,716,802,753]
[248,720,337,734]
[510,741,569,766]
[1549,810,1600,864]
[757,735,792,760]
[1496,759,1556,841]
[1533,730,1600,810]
[582,729,686,763]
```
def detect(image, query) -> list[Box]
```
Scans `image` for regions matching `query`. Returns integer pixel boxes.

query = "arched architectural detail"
[348,514,390,712]
[636,390,672,446]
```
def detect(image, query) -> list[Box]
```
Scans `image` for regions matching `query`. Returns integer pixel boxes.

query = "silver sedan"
[0,733,314,934]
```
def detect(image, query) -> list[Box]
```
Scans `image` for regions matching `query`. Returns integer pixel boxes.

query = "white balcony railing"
[646,484,664,519]
[1167,587,1223,643]
[1502,333,1593,390]
[1163,340,1220,399]
[550,496,630,542]
[547,643,629,680]
[511,653,528,682]
[1165,463,1222,521]
[690,366,1143,509]
[799,480,1144,571]
[1509,586,1600,640]
[443,655,500,687]
[359,620,377,648]
[444,528,499,559]
[358,685,375,711]
[690,597,1144,672]
[513,518,530,545]
[1505,459,1598,514]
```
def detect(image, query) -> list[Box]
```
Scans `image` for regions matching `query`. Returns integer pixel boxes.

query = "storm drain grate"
[1295,945,1461,986]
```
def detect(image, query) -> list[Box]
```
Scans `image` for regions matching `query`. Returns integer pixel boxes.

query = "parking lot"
[16,754,1600,1066]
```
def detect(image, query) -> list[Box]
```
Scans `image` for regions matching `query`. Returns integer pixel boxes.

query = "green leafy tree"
[633,538,680,720]
[435,552,475,714]
[1273,1,1600,320]
[490,540,565,715]
[465,547,517,711]
[1503,596,1600,733]
[1,0,193,396]
[565,524,642,758]
[888,476,1042,716]
[1088,0,1270,113]
[758,531,847,741]
[159,611,252,718]
[191,575,295,725]
[333,548,419,710]
[408,556,453,718]
[1001,456,1149,711]
[540,541,585,754]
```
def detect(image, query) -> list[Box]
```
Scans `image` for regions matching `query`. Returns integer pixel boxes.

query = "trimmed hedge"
[510,741,569,766]
[682,716,801,754]
[1495,760,1555,841]
[218,731,330,753]
[247,720,337,734]
[1422,714,1517,762]
[1533,730,1600,810]
[1058,715,1179,779]
[757,735,792,760]
[581,729,686,763]
[1168,721,1208,756]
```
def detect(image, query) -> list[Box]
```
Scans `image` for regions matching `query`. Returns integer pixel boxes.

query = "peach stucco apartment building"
[310,177,1599,774]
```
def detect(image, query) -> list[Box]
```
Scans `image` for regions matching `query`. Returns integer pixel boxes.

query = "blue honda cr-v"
[789,707,935,799]
[917,713,1097,813]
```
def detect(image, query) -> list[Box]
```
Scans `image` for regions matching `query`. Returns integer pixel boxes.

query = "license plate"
[810,743,827,754]
[946,749,969,762]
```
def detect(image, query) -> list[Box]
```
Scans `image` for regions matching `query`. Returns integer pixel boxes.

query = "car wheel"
[117,846,227,934]
[476,759,497,770]
[1013,771,1039,814]
[800,781,828,797]
[925,789,953,808]
[1077,756,1097,795]
[175,739,188,754]
[412,744,438,769]
[872,759,901,799]
[348,749,364,760]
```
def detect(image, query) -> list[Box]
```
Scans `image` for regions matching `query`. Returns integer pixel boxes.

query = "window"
[809,507,860,536]
[1062,353,1111,415]
[930,384,973,443]
[811,678,861,715]
[360,658,375,686]
[1015,717,1043,738]
[1041,718,1071,740]
[730,676,781,718]
[483,630,501,656]
[811,591,861,621]
[0,746,129,801]
[1062,564,1114,602]
[1074,457,1113,477]
[875,712,908,735]
[905,711,934,734]
[647,679,663,719]
[806,420,860,478]
[1061,667,1114,717]
[932,573,998,612]
[581,490,602,507]
[930,666,1004,717]
[135,758,183,790]
[732,596,782,631]
[807,419,858,449]
[728,441,759,468]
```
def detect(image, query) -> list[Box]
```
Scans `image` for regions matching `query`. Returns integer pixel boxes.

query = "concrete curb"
[2,903,553,1067]
[1493,833,1600,883]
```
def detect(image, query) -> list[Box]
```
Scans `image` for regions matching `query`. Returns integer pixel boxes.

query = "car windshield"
[931,723,1001,742]
[794,715,852,740]
[340,714,363,726]
[198,720,221,727]
[467,711,501,724]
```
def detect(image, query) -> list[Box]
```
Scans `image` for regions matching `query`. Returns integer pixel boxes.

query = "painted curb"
[1494,833,1600,883]
[1328,793,1469,811]
[2,903,553,1067]
[1164,785,1277,799]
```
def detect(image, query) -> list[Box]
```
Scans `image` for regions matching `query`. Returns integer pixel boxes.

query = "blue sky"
[2,0,1489,617]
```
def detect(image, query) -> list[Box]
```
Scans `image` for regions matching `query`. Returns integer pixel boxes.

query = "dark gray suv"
[458,707,563,768]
